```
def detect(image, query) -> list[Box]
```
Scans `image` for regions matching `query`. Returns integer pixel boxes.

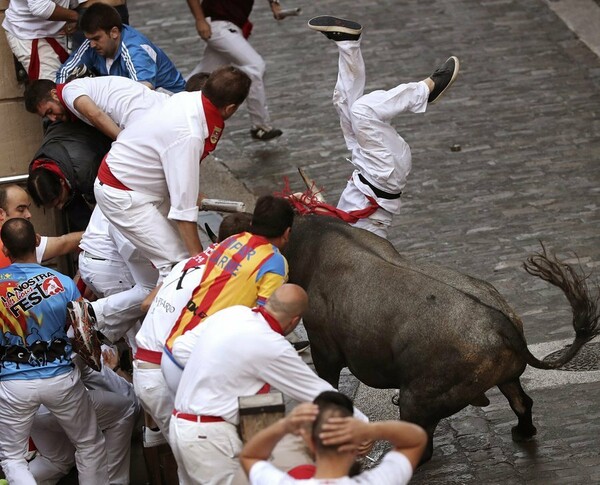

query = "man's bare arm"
[320,418,428,469]
[73,95,122,140]
[186,0,211,39]
[42,231,84,261]
[240,403,319,476]
[176,220,203,257]
[140,283,162,313]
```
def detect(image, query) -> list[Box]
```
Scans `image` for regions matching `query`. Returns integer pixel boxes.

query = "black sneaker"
[308,16,362,42]
[427,56,460,104]
[250,126,283,141]
[292,340,311,353]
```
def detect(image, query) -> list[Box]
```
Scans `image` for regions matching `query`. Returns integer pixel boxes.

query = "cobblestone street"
[128,0,600,482]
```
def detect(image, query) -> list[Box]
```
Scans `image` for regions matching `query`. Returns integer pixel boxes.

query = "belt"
[358,173,402,200]
[82,251,106,261]
[135,347,162,365]
[172,410,225,423]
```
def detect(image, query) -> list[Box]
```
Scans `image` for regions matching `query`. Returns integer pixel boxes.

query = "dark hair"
[1,218,37,258]
[312,391,354,454]
[218,212,252,242]
[24,79,57,113]
[185,72,210,92]
[202,66,251,108]
[250,196,294,238]
[80,3,123,33]
[27,168,62,207]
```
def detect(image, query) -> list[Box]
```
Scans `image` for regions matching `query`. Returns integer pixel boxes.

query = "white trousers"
[29,386,139,484]
[334,40,429,235]
[132,362,174,440]
[0,369,109,485]
[190,19,271,128]
[94,181,188,280]
[169,417,313,485]
[79,250,157,344]
[4,31,66,81]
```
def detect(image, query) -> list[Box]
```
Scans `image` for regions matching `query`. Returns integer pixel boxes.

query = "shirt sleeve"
[249,460,295,485]
[162,136,202,222]
[255,253,288,306]
[61,82,89,123]
[260,343,336,403]
[36,236,48,263]
[27,0,58,19]
[354,451,413,485]
[56,43,93,84]
[121,43,158,87]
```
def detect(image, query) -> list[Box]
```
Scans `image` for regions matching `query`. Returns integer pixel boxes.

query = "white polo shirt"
[105,91,210,223]
[174,305,342,425]
[135,245,216,354]
[2,0,72,39]
[61,76,169,129]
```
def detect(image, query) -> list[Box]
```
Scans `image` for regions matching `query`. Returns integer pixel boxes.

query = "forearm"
[43,231,84,260]
[186,0,205,21]
[47,4,79,22]
[368,421,427,451]
[240,418,287,473]
[75,96,121,140]
[176,220,203,256]
[141,284,161,313]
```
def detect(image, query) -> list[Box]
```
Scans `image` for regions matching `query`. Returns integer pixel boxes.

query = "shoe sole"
[429,56,460,105]
[308,16,362,35]
[68,302,102,371]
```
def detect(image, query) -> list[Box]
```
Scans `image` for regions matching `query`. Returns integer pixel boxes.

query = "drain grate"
[543,342,600,371]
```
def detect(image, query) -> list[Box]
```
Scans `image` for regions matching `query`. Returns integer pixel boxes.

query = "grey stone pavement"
[124,0,600,483]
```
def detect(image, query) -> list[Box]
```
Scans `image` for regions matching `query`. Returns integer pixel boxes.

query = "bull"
[283,213,599,461]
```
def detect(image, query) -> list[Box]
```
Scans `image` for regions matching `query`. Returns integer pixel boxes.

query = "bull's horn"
[204,223,218,243]
[297,167,325,202]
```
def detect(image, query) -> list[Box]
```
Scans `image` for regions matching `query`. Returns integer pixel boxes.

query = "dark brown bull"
[284,214,599,461]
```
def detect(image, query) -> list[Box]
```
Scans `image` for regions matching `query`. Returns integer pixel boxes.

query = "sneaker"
[292,340,311,353]
[308,16,362,41]
[427,56,460,104]
[250,126,283,141]
[65,64,94,82]
[67,300,102,371]
[143,426,168,448]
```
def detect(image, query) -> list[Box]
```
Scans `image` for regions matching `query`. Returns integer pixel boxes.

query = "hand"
[102,348,119,370]
[64,21,78,35]
[271,3,283,20]
[284,403,319,436]
[196,18,212,40]
[319,417,373,453]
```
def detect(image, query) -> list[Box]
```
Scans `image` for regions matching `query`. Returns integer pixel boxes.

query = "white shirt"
[36,235,48,263]
[175,305,340,424]
[249,451,413,485]
[135,246,216,353]
[3,0,72,39]
[62,76,169,128]
[105,91,209,223]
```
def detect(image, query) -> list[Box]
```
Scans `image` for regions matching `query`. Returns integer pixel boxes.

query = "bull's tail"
[521,243,600,370]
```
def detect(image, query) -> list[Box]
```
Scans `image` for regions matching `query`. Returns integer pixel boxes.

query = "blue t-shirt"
[56,25,185,93]
[0,263,80,381]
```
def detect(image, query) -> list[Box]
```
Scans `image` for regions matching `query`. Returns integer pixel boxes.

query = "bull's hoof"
[511,424,537,442]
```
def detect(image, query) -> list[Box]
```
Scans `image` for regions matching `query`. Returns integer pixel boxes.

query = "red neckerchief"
[252,306,284,335]
[31,159,70,187]
[55,84,78,122]
[200,94,225,161]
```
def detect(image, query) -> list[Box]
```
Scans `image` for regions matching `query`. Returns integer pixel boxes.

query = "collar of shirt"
[252,306,284,335]
[55,84,78,122]
[200,93,225,160]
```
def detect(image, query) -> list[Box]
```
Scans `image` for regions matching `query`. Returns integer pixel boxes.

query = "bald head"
[0,185,32,224]
[265,284,308,334]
